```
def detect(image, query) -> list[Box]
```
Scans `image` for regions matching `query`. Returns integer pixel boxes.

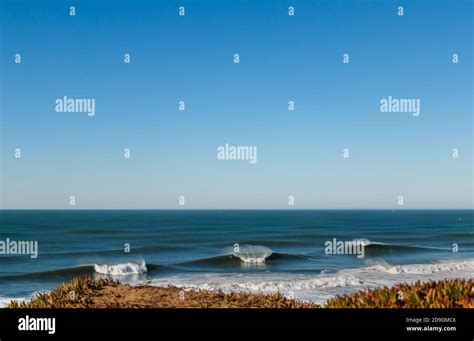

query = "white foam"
[147,258,474,305]
[228,275,363,291]
[94,260,147,275]
[0,296,29,308]
[0,297,13,308]
[382,259,474,274]
[233,245,272,263]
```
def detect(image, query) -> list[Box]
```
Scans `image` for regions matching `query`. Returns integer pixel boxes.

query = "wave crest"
[94,261,147,275]
[233,245,272,263]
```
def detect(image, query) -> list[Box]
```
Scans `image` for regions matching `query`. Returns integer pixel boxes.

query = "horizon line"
[0,208,473,211]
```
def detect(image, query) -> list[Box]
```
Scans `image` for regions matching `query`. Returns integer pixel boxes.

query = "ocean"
[0,210,473,306]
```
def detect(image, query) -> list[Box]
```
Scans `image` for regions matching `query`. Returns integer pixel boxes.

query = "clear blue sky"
[0,0,472,209]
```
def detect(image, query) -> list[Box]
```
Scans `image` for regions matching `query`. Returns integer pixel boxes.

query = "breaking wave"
[93,261,148,275]
[232,245,273,263]
[0,261,159,280]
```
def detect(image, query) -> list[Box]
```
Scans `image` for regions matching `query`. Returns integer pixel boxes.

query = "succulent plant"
[325,279,473,308]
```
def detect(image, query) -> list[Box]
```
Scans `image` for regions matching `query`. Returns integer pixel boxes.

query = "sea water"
[0,210,472,305]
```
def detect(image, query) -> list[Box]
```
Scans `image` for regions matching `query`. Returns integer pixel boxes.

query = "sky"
[0,0,472,209]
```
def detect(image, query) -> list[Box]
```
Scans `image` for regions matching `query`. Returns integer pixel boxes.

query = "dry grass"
[8,277,473,308]
[7,276,317,308]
